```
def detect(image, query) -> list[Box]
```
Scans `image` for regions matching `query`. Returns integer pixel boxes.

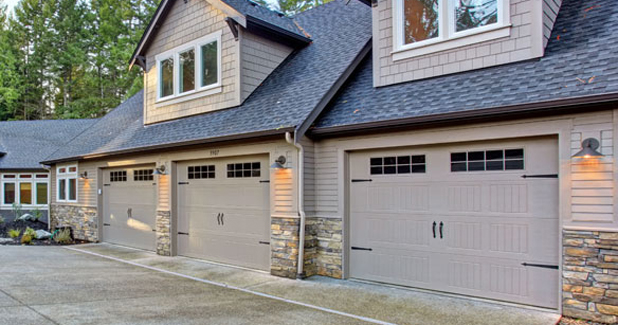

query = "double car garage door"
[101,156,271,271]
[349,137,559,309]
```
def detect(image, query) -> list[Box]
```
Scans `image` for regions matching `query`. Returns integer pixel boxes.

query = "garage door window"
[188,165,215,179]
[370,155,426,175]
[451,149,524,172]
[110,171,127,182]
[134,169,154,181]
[227,162,261,178]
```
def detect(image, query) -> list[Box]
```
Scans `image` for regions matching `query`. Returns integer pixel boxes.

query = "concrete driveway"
[0,245,561,325]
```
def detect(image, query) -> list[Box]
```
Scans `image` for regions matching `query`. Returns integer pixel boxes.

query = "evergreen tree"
[0,0,22,120]
[275,0,332,16]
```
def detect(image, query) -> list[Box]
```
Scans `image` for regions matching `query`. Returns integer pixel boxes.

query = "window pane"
[384,166,397,174]
[412,164,426,173]
[486,150,503,160]
[36,183,48,205]
[486,160,504,170]
[384,157,396,165]
[20,183,32,205]
[505,149,524,159]
[370,167,383,175]
[468,161,485,171]
[4,183,15,204]
[403,0,439,44]
[68,178,77,201]
[397,156,410,165]
[201,41,218,87]
[370,158,382,166]
[179,49,195,93]
[59,179,66,200]
[505,160,524,170]
[398,165,411,174]
[412,155,426,164]
[451,152,467,162]
[468,151,485,161]
[455,0,498,33]
[451,162,467,172]
[160,57,174,97]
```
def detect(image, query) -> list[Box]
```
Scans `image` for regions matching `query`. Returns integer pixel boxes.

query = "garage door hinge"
[259,241,270,245]
[103,184,111,187]
[351,246,373,251]
[178,182,190,185]
[351,179,373,183]
[521,174,558,179]
[521,262,558,270]
[259,180,270,183]
[178,232,189,235]
[103,223,111,226]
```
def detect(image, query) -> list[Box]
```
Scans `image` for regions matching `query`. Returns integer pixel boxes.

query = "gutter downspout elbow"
[285,131,306,279]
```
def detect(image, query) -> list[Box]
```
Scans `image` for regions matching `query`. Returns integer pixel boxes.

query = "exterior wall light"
[79,171,88,180]
[152,165,167,175]
[572,138,604,159]
[270,155,287,169]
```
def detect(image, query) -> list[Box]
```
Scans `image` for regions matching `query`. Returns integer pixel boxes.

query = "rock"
[597,304,618,316]
[16,214,37,222]
[565,247,599,257]
[35,230,52,240]
[563,307,618,324]
[0,238,13,244]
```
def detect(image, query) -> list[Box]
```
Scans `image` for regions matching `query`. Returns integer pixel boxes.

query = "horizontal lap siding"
[302,137,316,215]
[144,0,239,124]
[314,144,339,217]
[570,111,615,225]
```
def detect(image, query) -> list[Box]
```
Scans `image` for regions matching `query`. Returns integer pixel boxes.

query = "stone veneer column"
[50,204,98,242]
[156,210,171,256]
[563,230,618,323]
[270,217,299,278]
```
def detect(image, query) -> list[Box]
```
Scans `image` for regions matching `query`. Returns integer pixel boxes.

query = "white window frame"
[392,0,511,61]
[155,30,223,104]
[57,165,78,203]
[1,173,49,208]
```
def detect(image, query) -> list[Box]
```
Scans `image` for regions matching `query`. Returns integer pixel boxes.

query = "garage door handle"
[127,208,132,219]
[103,223,111,226]
[351,246,372,251]
[439,222,444,239]
[522,263,559,270]
[217,213,221,225]
[221,213,224,225]
[432,221,436,238]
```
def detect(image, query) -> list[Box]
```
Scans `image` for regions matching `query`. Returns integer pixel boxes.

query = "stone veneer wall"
[271,217,299,278]
[306,217,343,279]
[156,210,171,256]
[563,230,618,324]
[50,204,98,242]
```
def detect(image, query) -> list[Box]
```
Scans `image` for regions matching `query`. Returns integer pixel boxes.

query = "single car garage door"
[349,137,559,309]
[102,166,157,251]
[177,155,271,271]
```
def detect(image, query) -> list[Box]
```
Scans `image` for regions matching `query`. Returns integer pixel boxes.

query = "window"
[57,165,77,202]
[370,155,426,175]
[451,149,524,172]
[188,165,215,179]
[227,162,261,178]
[1,173,49,207]
[110,171,127,182]
[134,169,154,181]
[156,31,222,101]
[393,0,509,59]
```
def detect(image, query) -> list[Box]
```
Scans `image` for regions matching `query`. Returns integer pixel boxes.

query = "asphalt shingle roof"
[0,119,96,170]
[221,0,305,37]
[43,0,372,163]
[315,0,618,129]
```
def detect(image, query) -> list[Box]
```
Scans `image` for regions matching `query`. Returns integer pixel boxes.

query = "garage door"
[349,137,559,309]
[177,155,271,271]
[102,166,157,251]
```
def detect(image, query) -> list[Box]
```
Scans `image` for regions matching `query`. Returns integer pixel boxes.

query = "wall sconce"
[572,138,604,159]
[270,156,288,169]
[152,165,167,175]
[79,171,88,180]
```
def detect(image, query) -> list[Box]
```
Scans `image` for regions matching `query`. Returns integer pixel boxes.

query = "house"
[40,0,618,322]
[0,119,95,224]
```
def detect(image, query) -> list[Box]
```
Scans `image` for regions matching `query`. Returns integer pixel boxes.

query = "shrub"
[8,229,20,238]
[32,209,43,221]
[53,228,73,245]
[11,203,22,220]
[24,227,36,238]
[0,215,4,225]
[20,234,32,245]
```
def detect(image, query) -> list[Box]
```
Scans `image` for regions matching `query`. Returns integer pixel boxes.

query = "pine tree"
[0,0,22,120]
[275,0,332,16]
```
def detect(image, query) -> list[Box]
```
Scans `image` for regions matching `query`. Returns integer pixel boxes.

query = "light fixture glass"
[79,171,88,180]
[152,165,167,175]
[270,156,287,169]
[572,138,604,159]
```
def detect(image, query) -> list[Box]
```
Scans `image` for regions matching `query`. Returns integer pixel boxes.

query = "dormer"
[130,0,311,125]
[372,0,563,87]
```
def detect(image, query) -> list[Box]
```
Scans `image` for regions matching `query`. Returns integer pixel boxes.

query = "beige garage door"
[177,155,271,271]
[102,166,157,251]
[349,137,559,309]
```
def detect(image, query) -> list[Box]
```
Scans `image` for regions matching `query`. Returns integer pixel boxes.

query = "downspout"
[42,165,52,231]
[285,131,306,279]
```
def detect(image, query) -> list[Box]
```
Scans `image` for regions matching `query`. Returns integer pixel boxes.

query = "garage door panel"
[177,155,270,271]
[349,137,559,309]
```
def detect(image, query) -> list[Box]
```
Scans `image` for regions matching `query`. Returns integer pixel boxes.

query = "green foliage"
[32,209,42,221]
[11,203,22,219]
[53,228,73,244]
[0,0,161,121]
[0,215,4,225]
[8,229,20,238]
[24,227,36,238]
[20,233,32,244]
[272,0,332,16]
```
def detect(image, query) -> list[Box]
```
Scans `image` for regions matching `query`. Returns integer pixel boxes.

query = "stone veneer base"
[563,230,618,324]
[306,217,343,279]
[270,217,300,278]
[156,210,171,256]
[50,204,98,242]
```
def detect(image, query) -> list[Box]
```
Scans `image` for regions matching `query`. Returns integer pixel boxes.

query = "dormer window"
[156,30,222,102]
[393,0,510,60]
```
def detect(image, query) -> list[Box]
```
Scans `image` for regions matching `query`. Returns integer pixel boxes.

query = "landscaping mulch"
[0,219,84,246]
